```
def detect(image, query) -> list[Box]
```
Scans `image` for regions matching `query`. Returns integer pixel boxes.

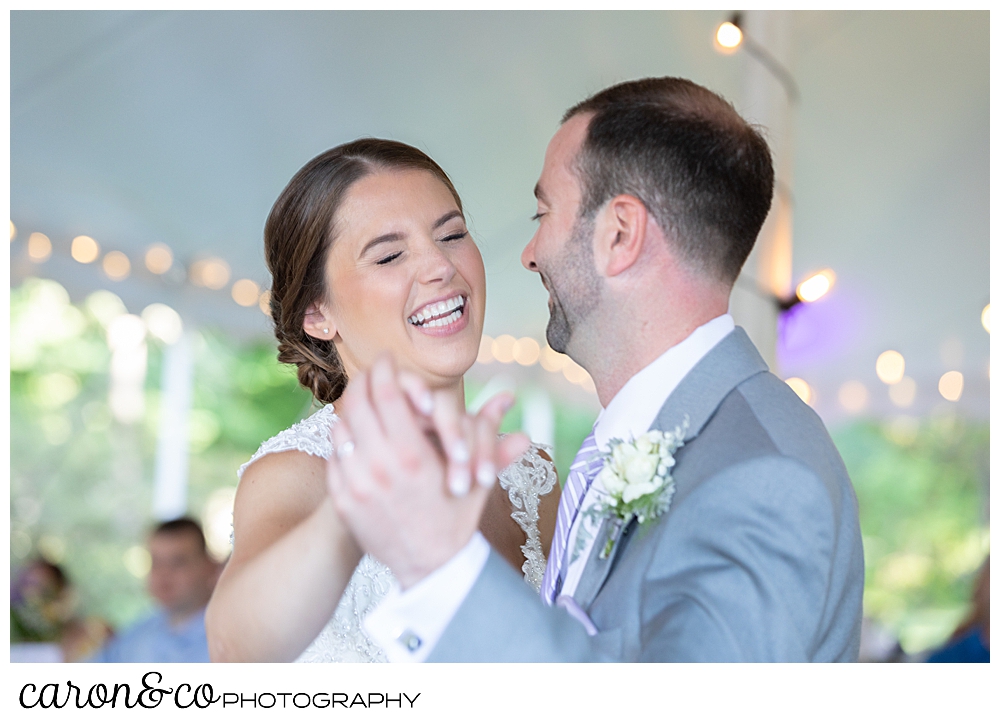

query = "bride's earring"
[323,328,329,335]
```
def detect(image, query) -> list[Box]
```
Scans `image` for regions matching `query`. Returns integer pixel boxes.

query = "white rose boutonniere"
[584,418,688,559]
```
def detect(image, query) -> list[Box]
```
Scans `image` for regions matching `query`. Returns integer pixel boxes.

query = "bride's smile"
[311,169,486,388]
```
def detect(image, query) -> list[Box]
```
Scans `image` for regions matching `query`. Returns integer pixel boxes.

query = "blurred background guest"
[88,518,220,663]
[926,556,989,663]
[11,558,111,662]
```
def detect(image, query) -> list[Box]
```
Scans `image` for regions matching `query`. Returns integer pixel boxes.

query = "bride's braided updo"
[264,139,464,404]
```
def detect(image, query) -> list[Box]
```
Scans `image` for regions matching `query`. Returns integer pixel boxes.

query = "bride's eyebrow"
[359,232,404,257]
[433,210,463,229]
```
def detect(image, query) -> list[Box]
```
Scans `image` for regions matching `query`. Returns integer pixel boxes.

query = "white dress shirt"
[364,314,735,661]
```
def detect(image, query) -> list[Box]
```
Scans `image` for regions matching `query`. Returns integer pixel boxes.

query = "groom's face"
[522,114,602,354]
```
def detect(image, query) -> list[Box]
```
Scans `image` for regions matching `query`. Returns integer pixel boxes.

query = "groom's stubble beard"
[543,213,602,358]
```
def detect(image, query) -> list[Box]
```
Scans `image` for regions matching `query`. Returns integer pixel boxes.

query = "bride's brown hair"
[264,139,464,404]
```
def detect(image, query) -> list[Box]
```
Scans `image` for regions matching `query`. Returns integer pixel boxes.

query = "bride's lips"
[406,293,470,337]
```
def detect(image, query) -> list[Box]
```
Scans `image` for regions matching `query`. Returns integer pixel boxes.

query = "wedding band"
[336,440,355,460]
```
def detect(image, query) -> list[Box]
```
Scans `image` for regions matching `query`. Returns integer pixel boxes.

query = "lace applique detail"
[497,443,558,591]
[237,404,336,480]
[236,405,557,662]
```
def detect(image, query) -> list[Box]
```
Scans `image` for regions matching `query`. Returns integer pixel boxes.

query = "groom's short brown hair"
[564,77,774,284]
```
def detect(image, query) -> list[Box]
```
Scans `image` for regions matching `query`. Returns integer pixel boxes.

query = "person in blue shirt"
[90,518,220,663]
[927,556,989,664]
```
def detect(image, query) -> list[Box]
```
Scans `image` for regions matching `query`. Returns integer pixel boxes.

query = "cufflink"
[397,629,422,653]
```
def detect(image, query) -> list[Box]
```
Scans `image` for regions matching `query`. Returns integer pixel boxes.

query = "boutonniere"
[584,418,688,560]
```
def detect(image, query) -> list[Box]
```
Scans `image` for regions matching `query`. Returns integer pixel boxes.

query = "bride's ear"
[302,302,337,341]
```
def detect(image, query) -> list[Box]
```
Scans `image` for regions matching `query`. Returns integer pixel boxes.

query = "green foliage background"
[9,278,990,653]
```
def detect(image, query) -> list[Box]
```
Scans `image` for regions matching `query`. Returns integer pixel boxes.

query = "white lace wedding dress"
[237,404,558,663]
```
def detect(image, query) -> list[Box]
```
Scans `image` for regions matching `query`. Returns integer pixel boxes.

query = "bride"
[205,139,561,662]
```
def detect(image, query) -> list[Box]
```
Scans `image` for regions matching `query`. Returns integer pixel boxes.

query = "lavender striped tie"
[541,429,603,605]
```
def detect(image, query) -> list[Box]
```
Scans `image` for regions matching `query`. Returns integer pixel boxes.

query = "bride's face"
[318,169,486,387]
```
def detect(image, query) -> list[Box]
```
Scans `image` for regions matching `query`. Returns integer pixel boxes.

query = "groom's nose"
[521,233,539,272]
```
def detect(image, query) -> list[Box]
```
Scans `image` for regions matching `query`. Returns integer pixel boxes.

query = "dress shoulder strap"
[237,404,337,480]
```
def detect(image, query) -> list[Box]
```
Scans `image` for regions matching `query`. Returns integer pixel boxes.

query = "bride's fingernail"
[451,440,470,463]
[418,391,434,415]
[476,462,496,488]
[450,467,471,496]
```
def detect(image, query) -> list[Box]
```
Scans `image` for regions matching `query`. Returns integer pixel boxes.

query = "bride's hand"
[327,354,524,589]
[396,368,530,495]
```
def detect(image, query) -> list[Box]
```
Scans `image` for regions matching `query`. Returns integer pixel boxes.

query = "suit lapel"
[570,327,768,612]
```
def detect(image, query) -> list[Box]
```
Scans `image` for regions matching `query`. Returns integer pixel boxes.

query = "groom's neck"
[574,273,731,408]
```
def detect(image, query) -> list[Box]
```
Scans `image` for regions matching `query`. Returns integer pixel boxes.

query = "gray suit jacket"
[429,327,864,662]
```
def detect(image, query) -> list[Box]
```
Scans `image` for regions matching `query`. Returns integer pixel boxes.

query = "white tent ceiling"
[10,10,990,421]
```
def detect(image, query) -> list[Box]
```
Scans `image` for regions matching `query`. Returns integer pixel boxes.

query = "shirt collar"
[592,314,735,451]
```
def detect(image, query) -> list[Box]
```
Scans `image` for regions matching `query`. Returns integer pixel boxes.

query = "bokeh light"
[190,257,231,290]
[231,278,261,307]
[258,289,272,316]
[102,250,131,281]
[85,289,127,327]
[477,335,494,364]
[123,546,151,579]
[938,370,964,401]
[888,376,917,408]
[540,345,569,372]
[838,380,869,413]
[785,377,812,405]
[982,304,990,333]
[27,232,52,262]
[106,314,146,352]
[142,303,183,345]
[71,235,100,263]
[10,220,16,241]
[796,269,836,303]
[716,21,743,50]
[876,350,905,385]
[513,337,541,366]
[144,243,174,274]
[492,334,516,364]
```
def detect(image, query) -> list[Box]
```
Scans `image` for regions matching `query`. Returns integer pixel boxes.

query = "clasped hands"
[327,354,530,589]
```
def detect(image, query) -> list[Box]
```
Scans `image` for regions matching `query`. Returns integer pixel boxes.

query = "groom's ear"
[594,194,648,278]
[302,302,338,341]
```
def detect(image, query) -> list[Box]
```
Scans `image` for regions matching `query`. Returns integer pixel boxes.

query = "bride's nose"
[415,239,457,285]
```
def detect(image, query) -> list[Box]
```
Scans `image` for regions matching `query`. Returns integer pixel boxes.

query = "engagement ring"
[336,440,355,459]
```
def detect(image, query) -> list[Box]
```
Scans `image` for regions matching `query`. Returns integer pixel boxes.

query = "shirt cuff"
[363,532,491,662]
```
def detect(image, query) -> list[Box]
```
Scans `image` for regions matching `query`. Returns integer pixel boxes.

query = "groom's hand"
[327,354,526,589]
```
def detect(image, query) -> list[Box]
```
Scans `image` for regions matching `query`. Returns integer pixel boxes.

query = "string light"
[190,257,230,290]
[231,279,261,307]
[982,304,990,334]
[27,232,52,262]
[10,221,17,241]
[145,243,173,274]
[477,335,494,364]
[512,337,541,366]
[71,235,100,264]
[796,269,836,303]
[491,335,517,364]
[102,251,131,281]
[715,21,743,51]
[258,289,272,317]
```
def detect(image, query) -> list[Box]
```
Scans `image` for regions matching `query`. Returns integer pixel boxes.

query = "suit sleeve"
[429,455,835,662]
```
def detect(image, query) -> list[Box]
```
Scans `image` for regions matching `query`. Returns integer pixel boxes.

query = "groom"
[329,76,864,661]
